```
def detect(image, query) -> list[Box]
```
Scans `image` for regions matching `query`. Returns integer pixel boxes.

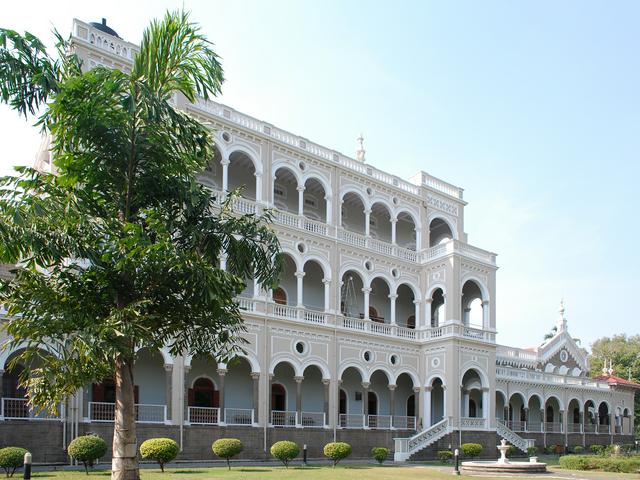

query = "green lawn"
[28,462,640,480]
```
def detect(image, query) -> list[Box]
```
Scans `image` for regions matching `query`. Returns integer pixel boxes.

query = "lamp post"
[454,448,460,475]
[23,452,32,480]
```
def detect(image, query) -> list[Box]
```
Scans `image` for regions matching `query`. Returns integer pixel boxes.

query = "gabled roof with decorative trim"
[593,373,640,390]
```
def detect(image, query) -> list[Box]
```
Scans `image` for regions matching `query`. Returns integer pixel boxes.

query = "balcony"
[1,398,61,421]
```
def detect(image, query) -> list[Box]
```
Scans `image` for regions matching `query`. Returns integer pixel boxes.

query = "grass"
[27,461,640,479]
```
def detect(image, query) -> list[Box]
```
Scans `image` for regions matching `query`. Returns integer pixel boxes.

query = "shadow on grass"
[171,470,208,475]
[236,469,273,472]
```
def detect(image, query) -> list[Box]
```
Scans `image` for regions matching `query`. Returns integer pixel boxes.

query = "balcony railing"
[460,417,487,430]
[224,408,254,425]
[393,416,417,430]
[421,323,494,342]
[271,410,297,427]
[506,420,526,432]
[544,422,563,433]
[369,414,392,429]
[584,423,596,433]
[339,414,365,429]
[299,412,325,428]
[597,424,611,434]
[188,406,219,425]
[567,423,583,433]
[1,398,61,421]
[89,402,166,424]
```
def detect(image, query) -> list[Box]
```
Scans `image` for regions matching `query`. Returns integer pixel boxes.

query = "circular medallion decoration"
[560,350,569,363]
[431,357,440,368]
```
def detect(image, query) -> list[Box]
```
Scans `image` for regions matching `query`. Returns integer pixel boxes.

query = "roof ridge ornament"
[556,299,567,333]
[355,134,366,163]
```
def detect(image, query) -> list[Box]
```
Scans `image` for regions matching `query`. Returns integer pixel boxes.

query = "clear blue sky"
[2,1,639,350]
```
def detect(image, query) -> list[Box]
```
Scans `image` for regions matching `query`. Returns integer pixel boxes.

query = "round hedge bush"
[461,443,483,458]
[0,447,28,478]
[212,438,243,470]
[270,441,299,468]
[67,435,107,473]
[140,438,179,472]
[324,442,352,467]
[437,450,453,463]
[527,446,538,457]
[573,445,584,454]
[371,447,388,465]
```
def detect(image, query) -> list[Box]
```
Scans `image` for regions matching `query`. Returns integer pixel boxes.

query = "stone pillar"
[424,386,432,428]
[391,218,397,244]
[363,287,371,320]
[294,376,304,426]
[503,406,509,424]
[524,407,529,431]
[323,279,331,312]
[482,300,490,329]
[297,185,305,216]
[482,387,490,422]
[413,300,421,329]
[462,388,469,417]
[251,372,260,424]
[295,271,305,307]
[540,409,546,432]
[217,368,227,424]
[415,228,422,251]
[183,366,191,423]
[560,409,566,434]
[268,374,274,425]
[364,209,371,236]
[362,382,370,427]
[164,364,173,422]
[83,385,90,421]
[325,196,332,224]
[425,298,433,328]
[388,384,396,423]
[255,173,262,203]
[389,294,397,325]
[323,379,330,427]
[221,159,229,192]
[413,387,421,430]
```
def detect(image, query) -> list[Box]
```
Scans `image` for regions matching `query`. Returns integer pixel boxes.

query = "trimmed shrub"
[270,441,299,468]
[371,447,388,465]
[212,439,243,471]
[546,444,557,455]
[559,455,640,473]
[589,444,605,456]
[461,443,483,459]
[573,445,583,454]
[324,442,352,467]
[437,450,453,463]
[140,438,179,472]
[67,435,107,474]
[506,445,517,457]
[526,446,538,457]
[0,448,28,478]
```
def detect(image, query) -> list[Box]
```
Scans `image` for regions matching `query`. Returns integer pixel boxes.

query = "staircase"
[394,418,452,461]
[496,420,535,453]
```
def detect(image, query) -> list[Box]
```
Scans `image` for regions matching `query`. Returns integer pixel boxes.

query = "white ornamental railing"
[300,411,325,428]
[1,398,61,421]
[368,414,392,429]
[394,417,451,461]
[460,417,487,429]
[224,408,254,425]
[393,416,417,430]
[567,423,583,433]
[339,414,365,429]
[496,420,535,453]
[188,406,219,425]
[89,402,166,424]
[271,410,297,427]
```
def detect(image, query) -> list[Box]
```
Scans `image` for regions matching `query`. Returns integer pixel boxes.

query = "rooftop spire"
[556,299,567,333]
[355,134,365,162]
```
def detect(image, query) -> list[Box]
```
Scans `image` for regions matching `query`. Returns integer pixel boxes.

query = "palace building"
[0,19,637,463]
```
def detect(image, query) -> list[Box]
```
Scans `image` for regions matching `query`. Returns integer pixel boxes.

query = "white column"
[325,196,332,224]
[482,387,490,422]
[482,300,490,329]
[295,271,305,307]
[221,159,230,192]
[297,185,305,216]
[220,254,227,271]
[391,218,397,244]
[415,227,421,251]
[413,300,421,329]
[424,386,432,428]
[322,278,331,312]
[462,388,470,417]
[425,299,433,328]
[364,208,371,236]
[255,173,262,203]
[389,294,397,325]
[363,287,371,320]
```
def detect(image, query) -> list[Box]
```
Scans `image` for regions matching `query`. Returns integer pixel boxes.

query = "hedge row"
[559,455,640,473]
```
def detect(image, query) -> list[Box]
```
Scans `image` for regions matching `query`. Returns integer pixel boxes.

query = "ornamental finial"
[356,134,365,162]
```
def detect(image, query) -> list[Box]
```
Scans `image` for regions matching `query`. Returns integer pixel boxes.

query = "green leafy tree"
[68,435,108,474]
[212,438,243,470]
[139,438,179,472]
[0,11,280,480]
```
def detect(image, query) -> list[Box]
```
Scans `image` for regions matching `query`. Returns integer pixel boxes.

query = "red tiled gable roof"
[593,374,640,390]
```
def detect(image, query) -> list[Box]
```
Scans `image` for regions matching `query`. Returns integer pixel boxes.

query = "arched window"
[273,287,287,305]
[271,383,286,411]
[190,378,218,408]
[546,405,554,423]
[469,399,477,417]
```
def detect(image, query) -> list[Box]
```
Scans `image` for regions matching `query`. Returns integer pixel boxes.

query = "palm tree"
[0,11,280,480]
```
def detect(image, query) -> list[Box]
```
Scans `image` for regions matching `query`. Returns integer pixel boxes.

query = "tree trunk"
[112,356,140,480]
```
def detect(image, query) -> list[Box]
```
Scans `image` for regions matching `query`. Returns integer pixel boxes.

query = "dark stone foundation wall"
[0,422,634,465]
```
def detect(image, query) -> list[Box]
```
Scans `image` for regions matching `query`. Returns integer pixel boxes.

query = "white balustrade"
[271,410,297,427]
[460,417,487,429]
[237,297,255,311]
[567,423,583,433]
[339,414,365,429]
[1,398,61,420]
[368,414,392,429]
[300,411,325,428]
[188,406,220,425]
[303,310,326,325]
[88,402,166,424]
[392,416,417,430]
[224,408,254,425]
[544,422,563,433]
[272,303,298,320]
[394,418,451,461]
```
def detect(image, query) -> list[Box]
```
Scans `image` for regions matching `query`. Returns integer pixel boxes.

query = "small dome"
[89,18,120,39]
